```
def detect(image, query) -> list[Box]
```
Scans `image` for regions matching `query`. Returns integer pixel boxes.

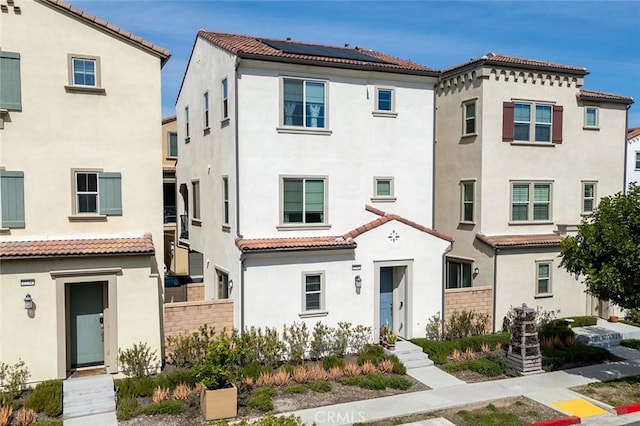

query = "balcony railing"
[180,214,189,240]
[164,206,177,224]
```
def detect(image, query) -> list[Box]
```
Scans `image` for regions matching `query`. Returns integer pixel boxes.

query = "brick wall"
[163,299,233,341]
[444,286,493,328]
[186,283,204,301]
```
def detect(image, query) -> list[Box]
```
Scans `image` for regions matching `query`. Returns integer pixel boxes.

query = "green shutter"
[305,180,324,213]
[0,52,22,111]
[99,172,122,215]
[1,171,25,228]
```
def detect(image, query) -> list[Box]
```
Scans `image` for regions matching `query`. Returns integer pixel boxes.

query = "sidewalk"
[286,335,640,425]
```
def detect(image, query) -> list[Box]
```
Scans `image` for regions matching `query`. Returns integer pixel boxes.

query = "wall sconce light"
[24,294,33,310]
[354,275,362,294]
[228,279,233,291]
[473,267,480,276]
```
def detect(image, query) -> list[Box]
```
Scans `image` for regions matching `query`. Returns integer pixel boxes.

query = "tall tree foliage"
[560,184,640,310]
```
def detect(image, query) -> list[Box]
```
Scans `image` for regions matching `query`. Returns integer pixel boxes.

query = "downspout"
[240,254,245,332]
[234,56,244,332]
[624,104,631,193]
[442,242,453,332]
[432,83,438,228]
[492,247,499,332]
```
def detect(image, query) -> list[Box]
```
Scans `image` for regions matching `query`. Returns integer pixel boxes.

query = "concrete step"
[403,358,434,369]
[64,400,116,418]
[64,411,118,426]
[384,340,434,369]
[63,374,116,419]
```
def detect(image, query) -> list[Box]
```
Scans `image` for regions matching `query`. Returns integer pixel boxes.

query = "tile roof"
[41,0,170,64]
[476,233,562,249]
[0,234,155,259]
[162,115,177,125]
[629,128,640,141]
[442,52,588,77]
[235,206,452,253]
[578,89,634,105]
[197,31,438,76]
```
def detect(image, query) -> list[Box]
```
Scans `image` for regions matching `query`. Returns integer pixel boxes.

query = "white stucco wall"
[626,136,640,188]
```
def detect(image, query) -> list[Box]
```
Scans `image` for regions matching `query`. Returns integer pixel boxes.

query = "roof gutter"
[441,60,588,79]
[239,245,357,255]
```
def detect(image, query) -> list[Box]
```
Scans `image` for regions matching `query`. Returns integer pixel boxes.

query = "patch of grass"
[33,421,63,426]
[340,373,412,390]
[542,345,614,370]
[25,379,63,417]
[139,400,185,415]
[309,380,331,393]
[456,407,520,425]
[213,414,307,426]
[116,397,139,421]
[443,358,502,377]
[283,384,307,394]
[551,316,598,328]
[572,376,640,407]
[621,339,640,350]
[411,333,510,365]
[247,387,277,412]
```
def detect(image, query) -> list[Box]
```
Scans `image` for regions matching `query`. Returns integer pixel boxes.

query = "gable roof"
[40,0,170,65]
[235,206,452,253]
[441,52,588,77]
[0,234,155,259]
[578,89,634,105]
[476,233,562,249]
[197,31,438,76]
[629,128,640,141]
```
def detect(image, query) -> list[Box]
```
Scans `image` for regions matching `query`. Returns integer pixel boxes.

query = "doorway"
[67,282,106,368]
[377,265,408,338]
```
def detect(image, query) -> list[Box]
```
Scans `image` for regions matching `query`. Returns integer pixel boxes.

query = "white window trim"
[277,175,330,230]
[583,106,599,130]
[535,260,553,297]
[581,181,597,215]
[65,54,105,94]
[372,86,398,118]
[513,101,554,143]
[70,168,104,218]
[222,175,230,230]
[221,77,229,123]
[462,99,477,136]
[184,106,190,141]
[300,271,328,317]
[167,131,178,159]
[203,91,210,133]
[460,180,475,224]
[635,152,640,171]
[277,76,332,135]
[371,176,396,202]
[215,267,230,299]
[191,180,200,222]
[509,181,553,224]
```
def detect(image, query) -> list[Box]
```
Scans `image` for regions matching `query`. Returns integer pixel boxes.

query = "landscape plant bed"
[571,375,640,407]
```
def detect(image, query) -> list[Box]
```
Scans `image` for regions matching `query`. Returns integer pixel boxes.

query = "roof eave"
[577,95,634,105]
[441,59,588,79]
[239,244,357,254]
[0,251,154,260]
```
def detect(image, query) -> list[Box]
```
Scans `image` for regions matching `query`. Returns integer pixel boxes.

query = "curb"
[527,416,581,426]
[614,402,640,415]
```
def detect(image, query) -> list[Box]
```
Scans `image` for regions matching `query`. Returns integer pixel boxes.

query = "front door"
[69,282,105,367]
[380,267,394,329]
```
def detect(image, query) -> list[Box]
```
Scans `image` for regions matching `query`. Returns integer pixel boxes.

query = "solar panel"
[262,40,390,64]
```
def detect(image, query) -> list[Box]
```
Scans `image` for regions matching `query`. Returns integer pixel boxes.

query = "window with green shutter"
[0,171,25,228]
[283,177,325,224]
[0,52,22,111]
[99,172,122,215]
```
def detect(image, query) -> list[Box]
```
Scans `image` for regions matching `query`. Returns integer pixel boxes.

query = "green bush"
[118,342,158,378]
[445,310,490,340]
[247,387,277,412]
[384,354,407,375]
[381,375,413,390]
[116,397,139,420]
[412,333,510,364]
[195,338,241,390]
[322,355,345,370]
[443,358,502,377]
[361,344,384,357]
[621,339,640,350]
[213,414,306,426]
[283,384,307,394]
[163,368,198,388]
[552,316,597,328]
[25,379,63,417]
[240,362,270,379]
[139,400,185,415]
[625,309,640,326]
[115,376,156,399]
[0,359,31,398]
[165,324,217,368]
[33,421,64,426]
[309,380,331,393]
[356,353,379,366]
[542,345,613,370]
[484,350,517,376]
[340,373,412,390]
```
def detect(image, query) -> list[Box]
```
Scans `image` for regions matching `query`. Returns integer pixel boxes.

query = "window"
[282,78,326,128]
[372,177,395,201]
[203,92,209,128]
[536,262,552,295]
[376,88,393,112]
[503,101,563,143]
[217,270,229,299]
[192,181,200,220]
[461,181,474,222]
[221,78,229,120]
[636,152,640,170]
[302,272,324,312]
[582,182,596,214]
[0,171,25,228]
[282,177,325,224]
[222,176,229,225]
[585,107,598,128]
[511,182,551,222]
[446,260,472,289]
[73,171,122,215]
[71,57,97,87]
[185,106,190,139]
[463,101,476,135]
[188,250,204,279]
[0,51,22,111]
[168,132,178,157]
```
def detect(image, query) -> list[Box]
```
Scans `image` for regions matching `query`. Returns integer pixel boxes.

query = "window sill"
[583,126,600,131]
[221,224,231,233]
[372,111,398,118]
[191,219,202,226]
[165,156,178,161]
[0,227,10,234]
[461,133,478,139]
[277,224,331,231]
[68,214,107,222]
[203,127,211,136]
[276,127,332,136]
[459,221,476,226]
[299,310,328,319]
[185,137,191,144]
[64,85,106,95]
[534,293,553,299]
[221,118,230,128]
[510,142,556,147]
[371,196,397,203]
[508,221,553,226]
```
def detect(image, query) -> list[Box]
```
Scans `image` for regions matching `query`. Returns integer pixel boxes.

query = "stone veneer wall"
[163,299,233,340]
[186,283,204,301]
[444,286,493,328]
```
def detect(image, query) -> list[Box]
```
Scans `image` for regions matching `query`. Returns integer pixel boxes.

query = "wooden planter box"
[201,384,237,421]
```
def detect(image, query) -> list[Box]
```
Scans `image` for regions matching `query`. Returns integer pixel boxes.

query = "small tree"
[560,184,640,310]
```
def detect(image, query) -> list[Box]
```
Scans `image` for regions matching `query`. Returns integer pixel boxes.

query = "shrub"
[25,380,63,417]
[116,397,139,421]
[307,365,327,381]
[272,369,291,386]
[542,345,613,370]
[356,353,378,367]
[13,408,37,426]
[361,344,384,357]
[152,386,170,403]
[139,400,185,416]
[283,384,306,394]
[443,358,502,377]
[213,414,306,426]
[361,361,376,375]
[0,405,12,426]
[322,355,345,370]
[342,363,360,377]
[445,310,490,340]
[292,366,308,383]
[240,363,269,380]
[282,323,309,364]
[340,373,411,390]
[173,383,191,400]
[412,332,510,365]
[195,338,241,390]
[309,322,333,359]
[237,326,284,367]
[385,355,406,375]
[378,359,394,374]
[165,324,217,368]
[625,309,640,325]
[309,380,331,393]
[247,387,277,412]
[118,342,158,378]
[381,375,413,390]
[326,366,343,380]
[552,316,597,328]
[33,421,63,426]
[348,325,373,354]
[164,368,198,389]
[0,359,30,399]
[621,339,640,350]
[484,350,517,376]
[425,314,445,340]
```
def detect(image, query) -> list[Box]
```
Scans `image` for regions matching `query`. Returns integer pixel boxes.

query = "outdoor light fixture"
[354,275,362,294]
[24,294,33,310]
[228,279,233,291]
[474,267,480,276]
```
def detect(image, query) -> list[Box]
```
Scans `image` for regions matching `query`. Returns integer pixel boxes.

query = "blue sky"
[70,0,640,127]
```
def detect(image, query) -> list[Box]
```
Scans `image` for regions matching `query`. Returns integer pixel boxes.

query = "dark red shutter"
[502,102,514,142]
[552,105,563,144]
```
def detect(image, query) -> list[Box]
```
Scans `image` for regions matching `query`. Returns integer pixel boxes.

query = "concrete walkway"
[287,322,640,425]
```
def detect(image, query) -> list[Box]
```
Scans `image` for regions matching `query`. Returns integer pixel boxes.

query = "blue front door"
[69,283,105,367]
[380,267,393,329]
